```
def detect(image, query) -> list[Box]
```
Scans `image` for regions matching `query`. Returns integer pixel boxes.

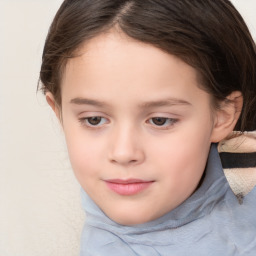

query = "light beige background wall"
[0,1,255,256]
[0,1,84,256]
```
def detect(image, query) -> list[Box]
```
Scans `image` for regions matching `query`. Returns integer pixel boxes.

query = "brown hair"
[39,0,256,131]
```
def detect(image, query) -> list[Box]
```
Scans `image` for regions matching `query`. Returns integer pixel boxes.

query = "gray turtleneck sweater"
[80,144,256,255]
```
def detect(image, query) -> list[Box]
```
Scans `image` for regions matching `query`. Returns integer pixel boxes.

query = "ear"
[210,91,243,142]
[45,92,61,122]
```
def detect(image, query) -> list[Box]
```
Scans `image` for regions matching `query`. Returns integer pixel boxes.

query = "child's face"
[59,31,217,225]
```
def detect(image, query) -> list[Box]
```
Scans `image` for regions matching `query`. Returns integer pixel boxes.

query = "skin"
[47,30,242,225]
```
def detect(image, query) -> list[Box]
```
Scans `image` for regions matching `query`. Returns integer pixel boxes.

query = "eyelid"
[78,112,110,128]
[79,117,109,128]
[77,112,180,129]
[146,114,179,129]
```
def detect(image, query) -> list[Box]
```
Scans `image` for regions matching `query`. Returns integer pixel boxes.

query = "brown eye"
[87,116,102,125]
[79,116,108,128]
[151,117,168,126]
[148,117,178,128]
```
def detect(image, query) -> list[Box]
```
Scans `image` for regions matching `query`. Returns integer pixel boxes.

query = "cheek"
[153,141,208,177]
[154,142,209,203]
[64,129,103,182]
[147,123,212,187]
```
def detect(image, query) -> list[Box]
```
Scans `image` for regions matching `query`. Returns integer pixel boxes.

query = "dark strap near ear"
[219,152,256,169]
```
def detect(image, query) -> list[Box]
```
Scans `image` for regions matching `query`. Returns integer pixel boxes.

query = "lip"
[105,179,154,196]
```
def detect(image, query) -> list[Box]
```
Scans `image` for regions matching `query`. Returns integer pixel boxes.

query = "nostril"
[110,157,137,165]
[109,151,145,166]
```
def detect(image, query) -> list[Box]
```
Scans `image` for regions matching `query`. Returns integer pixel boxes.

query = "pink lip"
[105,179,154,196]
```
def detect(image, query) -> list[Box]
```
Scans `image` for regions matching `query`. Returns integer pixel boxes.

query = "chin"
[107,210,157,226]
[114,216,148,226]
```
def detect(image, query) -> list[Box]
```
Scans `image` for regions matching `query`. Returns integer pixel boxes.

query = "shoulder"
[218,131,256,203]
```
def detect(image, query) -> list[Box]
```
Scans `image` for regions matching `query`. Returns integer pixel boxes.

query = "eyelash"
[78,116,179,130]
[147,117,178,129]
[79,116,109,128]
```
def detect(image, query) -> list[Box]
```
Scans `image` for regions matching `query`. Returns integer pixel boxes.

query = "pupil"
[88,117,101,125]
[152,117,166,126]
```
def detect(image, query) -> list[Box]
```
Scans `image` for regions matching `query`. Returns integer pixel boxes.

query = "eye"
[148,117,178,128]
[79,116,108,127]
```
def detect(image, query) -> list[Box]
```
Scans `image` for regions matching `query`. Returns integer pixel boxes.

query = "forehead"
[61,30,210,108]
[67,31,192,82]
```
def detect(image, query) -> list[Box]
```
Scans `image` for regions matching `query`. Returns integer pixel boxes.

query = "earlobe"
[211,91,243,142]
[45,92,61,121]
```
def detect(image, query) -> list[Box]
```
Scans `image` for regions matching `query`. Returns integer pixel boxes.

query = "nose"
[108,125,145,166]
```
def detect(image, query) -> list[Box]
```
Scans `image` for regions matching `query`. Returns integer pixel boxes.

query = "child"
[39,0,256,255]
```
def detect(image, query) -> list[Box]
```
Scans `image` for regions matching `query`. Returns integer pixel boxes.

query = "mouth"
[104,179,154,196]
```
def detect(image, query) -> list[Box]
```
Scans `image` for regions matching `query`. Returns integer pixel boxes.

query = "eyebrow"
[70,97,108,107]
[70,97,191,108]
[138,98,191,108]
